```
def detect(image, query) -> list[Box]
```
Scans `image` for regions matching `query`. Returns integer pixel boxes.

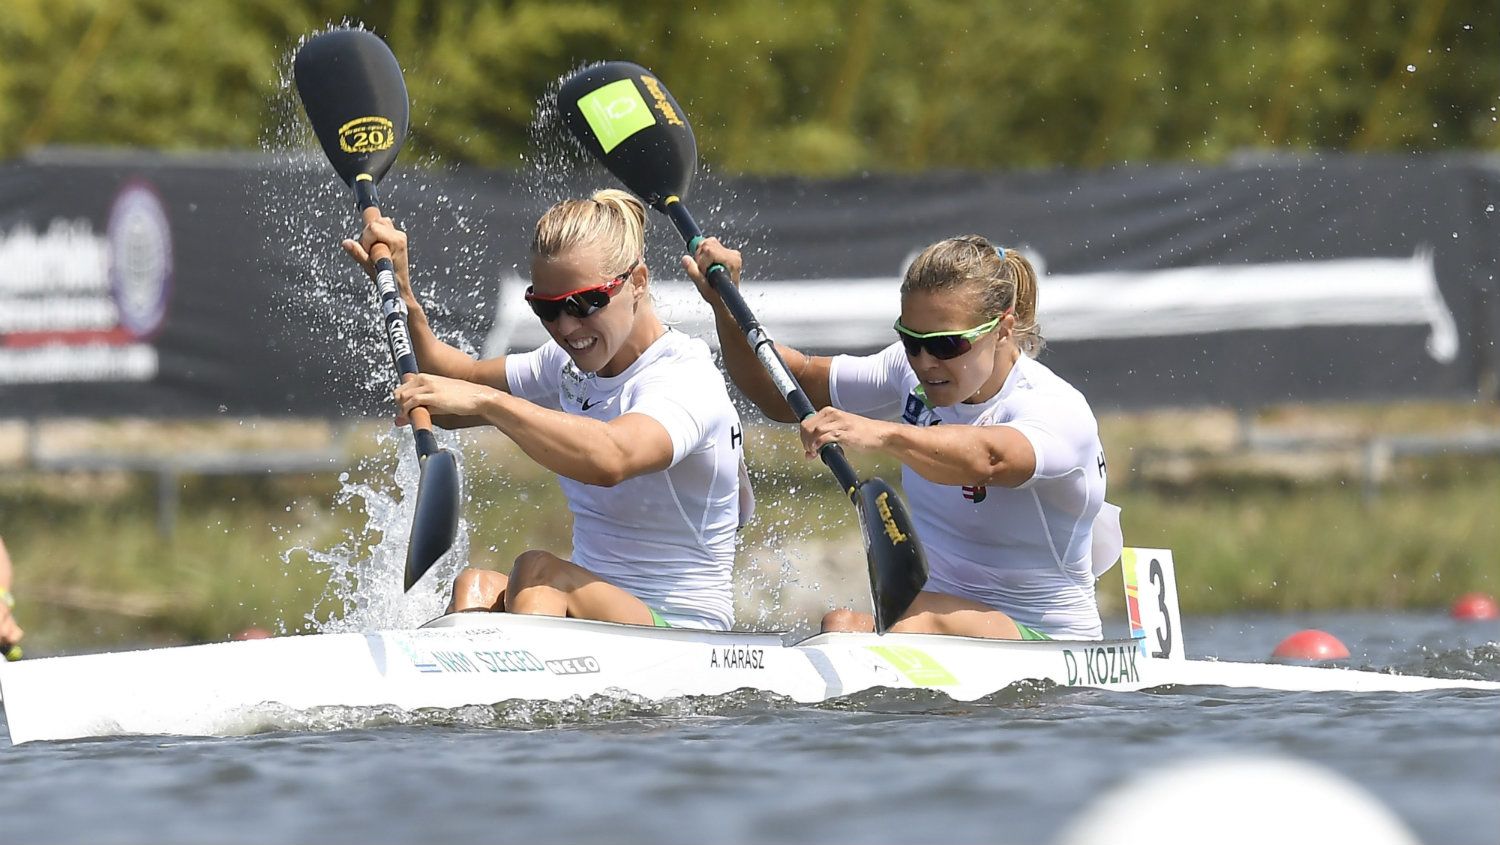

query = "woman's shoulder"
[651,330,718,373]
[637,331,733,391]
[1009,356,1098,419]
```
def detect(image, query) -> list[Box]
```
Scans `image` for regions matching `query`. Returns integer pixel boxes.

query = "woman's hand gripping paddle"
[556,62,927,633]
[293,29,459,591]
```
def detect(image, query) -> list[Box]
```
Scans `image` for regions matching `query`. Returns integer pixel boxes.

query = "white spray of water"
[289,427,470,632]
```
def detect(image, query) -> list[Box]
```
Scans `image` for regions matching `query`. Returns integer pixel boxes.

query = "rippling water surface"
[2,612,1497,845]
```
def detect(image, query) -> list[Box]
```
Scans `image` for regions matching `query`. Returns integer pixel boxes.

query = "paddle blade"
[854,478,928,634]
[293,29,409,186]
[557,61,697,209]
[404,448,461,591]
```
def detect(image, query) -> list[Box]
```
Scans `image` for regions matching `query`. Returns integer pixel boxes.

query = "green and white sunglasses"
[893,312,1005,360]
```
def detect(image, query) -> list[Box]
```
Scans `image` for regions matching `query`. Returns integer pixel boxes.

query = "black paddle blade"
[557,61,697,209]
[293,29,409,186]
[404,448,461,591]
[854,478,928,634]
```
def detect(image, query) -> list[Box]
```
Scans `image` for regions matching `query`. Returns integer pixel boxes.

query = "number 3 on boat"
[1123,548,1184,661]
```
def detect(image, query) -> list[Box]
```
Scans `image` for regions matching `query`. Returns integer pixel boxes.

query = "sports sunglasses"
[893,314,1003,360]
[524,260,638,322]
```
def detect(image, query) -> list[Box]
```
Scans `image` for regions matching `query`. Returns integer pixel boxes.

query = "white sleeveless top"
[830,342,1107,639]
[506,330,745,630]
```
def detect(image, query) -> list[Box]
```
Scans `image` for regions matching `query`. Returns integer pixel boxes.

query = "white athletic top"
[829,342,1108,639]
[505,330,745,630]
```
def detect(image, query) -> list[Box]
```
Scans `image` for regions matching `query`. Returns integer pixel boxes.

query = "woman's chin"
[920,381,961,406]
[562,341,609,372]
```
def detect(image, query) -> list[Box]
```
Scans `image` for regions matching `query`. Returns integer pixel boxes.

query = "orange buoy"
[233,626,273,641]
[1271,629,1349,661]
[1450,593,1499,621]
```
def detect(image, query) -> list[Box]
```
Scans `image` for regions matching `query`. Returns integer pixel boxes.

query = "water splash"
[816,678,1061,714]
[285,426,470,633]
[232,678,1068,739]
[239,687,804,736]
[1394,642,1500,682]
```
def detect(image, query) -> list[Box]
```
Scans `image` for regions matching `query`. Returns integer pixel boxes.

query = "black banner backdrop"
[1,151,1496,419]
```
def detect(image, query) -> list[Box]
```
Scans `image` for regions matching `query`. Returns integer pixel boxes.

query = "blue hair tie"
[995,245,1009,259]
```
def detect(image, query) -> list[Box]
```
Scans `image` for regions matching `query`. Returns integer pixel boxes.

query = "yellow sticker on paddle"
[577,79,655,153]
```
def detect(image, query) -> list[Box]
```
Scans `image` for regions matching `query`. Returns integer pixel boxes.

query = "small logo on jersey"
[730,425,742,449]
[581,397,598,411]
[902,393,925,424]
[560,362,588,405]
[1097,452,1107,478]
[902,390,941,427]
[962,485,987,503]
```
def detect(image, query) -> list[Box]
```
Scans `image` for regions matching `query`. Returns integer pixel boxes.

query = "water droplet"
[1406,64,1417,72]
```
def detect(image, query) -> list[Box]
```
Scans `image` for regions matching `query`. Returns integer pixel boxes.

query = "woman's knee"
[453,567,492,591]
[821,608,874,633]
[450,567,506,612]
[510,549,567,586]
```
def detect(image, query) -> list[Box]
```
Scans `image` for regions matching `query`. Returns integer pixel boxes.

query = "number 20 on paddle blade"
[1122,548,1184,660]
[292,29,410,188]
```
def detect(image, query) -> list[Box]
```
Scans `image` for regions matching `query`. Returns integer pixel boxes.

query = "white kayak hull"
[3,612,1495,745]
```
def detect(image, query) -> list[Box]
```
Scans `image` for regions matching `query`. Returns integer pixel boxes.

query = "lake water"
[2,611,1496,845]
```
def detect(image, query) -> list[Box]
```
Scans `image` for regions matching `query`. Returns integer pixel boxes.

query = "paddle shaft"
[663,198,861,498]
[353,177,439,460]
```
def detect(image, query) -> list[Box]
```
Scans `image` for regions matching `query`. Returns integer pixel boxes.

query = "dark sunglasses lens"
[529,299,564,321]
[928,336,971,359]
[898,333,970,360]
[563,290,612,319]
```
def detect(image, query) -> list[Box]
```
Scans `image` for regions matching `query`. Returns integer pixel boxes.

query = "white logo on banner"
[0,180,173,384]
[109,181,174,339]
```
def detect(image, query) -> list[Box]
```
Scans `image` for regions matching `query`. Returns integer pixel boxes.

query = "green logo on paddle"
[578,79,656,154]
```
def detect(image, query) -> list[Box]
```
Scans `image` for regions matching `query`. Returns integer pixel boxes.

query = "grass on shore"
[2,406,1498,652]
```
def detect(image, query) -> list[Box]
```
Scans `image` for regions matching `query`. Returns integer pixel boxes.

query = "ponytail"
[532,188,647,276]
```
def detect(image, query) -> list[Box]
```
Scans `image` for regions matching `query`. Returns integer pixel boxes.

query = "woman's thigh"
[509,551,656,627]
[889,590,1022,639]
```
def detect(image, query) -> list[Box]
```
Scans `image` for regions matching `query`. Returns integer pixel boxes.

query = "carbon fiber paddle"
[294,28,460,591]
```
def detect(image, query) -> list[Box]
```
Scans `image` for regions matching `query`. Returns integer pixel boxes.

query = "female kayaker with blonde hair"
[344,189,748,630]
[685,234,1115,640]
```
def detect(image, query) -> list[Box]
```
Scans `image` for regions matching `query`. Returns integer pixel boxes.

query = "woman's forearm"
[879,423,1028,487]
[405,306,481,381]
[713,306,798,423]
[478,392,662,486]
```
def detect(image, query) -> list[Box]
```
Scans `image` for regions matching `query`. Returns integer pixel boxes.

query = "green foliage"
[0,0,1495,173]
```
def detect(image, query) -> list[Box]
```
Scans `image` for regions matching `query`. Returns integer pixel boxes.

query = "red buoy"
[1272,629,1349,661]
[1450,593,1499,621]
